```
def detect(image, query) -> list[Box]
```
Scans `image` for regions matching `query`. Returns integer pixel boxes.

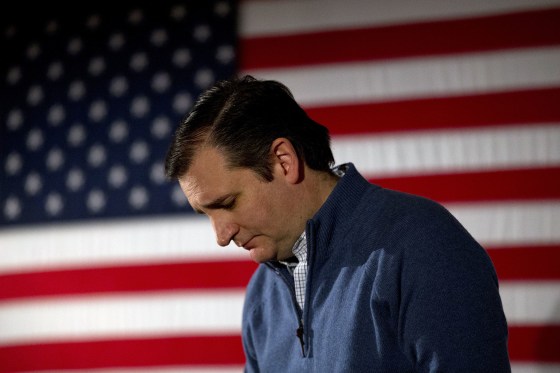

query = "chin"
[248,247,277,263]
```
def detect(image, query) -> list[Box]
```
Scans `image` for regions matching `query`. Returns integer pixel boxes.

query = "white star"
[150,29,168,47]
[151,116,171,139]
[89,100,108,122]
[47,61,64,81]
[5,152,22,175]
[67,37,83,55]
[26,43,41,60]
[130,52,148,72]
[7,109,23,131]
[46,147,65,172]
[129,140,150,164]
[88,144,107,167]
[193,24,211,43]
[3,196,21,221]
[129,186,149,210]
[214,1,231,17]
[194,68,215,89]
[109,76,129,97]
[6,66,21,85]
[47,104,65,126]
[216,45,235,64]
[25,172,43,196]
[27,85,44,106]
[87,189,106,213]
[45,192,64,216]
[109,120,128,143]
[151,71,171,93]
[172,184,187,206]
[88,56,106,76]
[108,33,126,51]
[170,5,187,21]
[150,162,166,184]
[45,20,58,34]
[86,14,101,30]
[67,123,87,147]
[128,9,143,24]
[26,128,44,151]
[172,48,191,68]
[68,80,86,101]
[108,165,128,189]
[66,168,85,191]
[130,96,150,118]
[173,92,192,114]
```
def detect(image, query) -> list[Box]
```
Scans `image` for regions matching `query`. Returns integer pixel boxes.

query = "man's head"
[165,75,337,262]
[164,75,334,181]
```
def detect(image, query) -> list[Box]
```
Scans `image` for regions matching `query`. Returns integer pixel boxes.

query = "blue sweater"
[242,164,510,372]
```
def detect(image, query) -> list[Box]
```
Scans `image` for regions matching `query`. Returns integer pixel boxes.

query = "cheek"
[239,191,277,230]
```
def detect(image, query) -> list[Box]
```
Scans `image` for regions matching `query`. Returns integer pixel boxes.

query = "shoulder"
[243,264,279,315]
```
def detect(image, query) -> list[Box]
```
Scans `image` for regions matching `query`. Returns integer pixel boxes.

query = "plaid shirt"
[286,232,308,311]
[283,165,347,311]
[281,231,307,310]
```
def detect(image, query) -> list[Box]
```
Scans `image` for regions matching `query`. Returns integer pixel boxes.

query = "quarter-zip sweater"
[242,164,510,372]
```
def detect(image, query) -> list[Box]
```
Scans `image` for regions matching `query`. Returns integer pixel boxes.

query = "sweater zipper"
[275,268,307,357]
[296,319,305,356]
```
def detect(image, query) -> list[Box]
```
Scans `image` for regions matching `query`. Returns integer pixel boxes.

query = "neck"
[302,167,339,220]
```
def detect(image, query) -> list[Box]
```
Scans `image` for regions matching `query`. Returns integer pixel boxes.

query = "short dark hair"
[165,75,335,181]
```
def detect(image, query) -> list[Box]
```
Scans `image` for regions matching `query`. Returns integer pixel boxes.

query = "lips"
[240,236,257,250]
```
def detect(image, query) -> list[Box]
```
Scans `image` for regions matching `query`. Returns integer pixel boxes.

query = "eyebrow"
[194,194,235,214]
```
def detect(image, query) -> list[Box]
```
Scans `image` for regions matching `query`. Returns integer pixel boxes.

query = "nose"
[212,217,240,247]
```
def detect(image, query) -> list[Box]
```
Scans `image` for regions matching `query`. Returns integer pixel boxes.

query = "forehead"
[178,147,241,203]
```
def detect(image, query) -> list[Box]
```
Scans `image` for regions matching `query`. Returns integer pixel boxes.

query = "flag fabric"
[1,0,560,372]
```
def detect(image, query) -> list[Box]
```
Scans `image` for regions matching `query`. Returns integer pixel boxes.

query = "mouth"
[240,236,257,250]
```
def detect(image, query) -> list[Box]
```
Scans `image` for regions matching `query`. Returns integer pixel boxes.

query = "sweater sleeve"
[242,276,260,373]
[393,202,510,372]
[242,323,259,373]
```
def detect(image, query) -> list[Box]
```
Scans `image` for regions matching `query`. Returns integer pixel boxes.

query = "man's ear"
[270,138,301,184]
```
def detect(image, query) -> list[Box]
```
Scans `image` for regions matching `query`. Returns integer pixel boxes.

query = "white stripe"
[0,204,558,274]
[500,282,560,325]
[0,283,557,346]
[0,290,244,346]
[334,125,560,176]
[240,0,560,37]
[0,216,248,274]
[511,363,560,373]
[448,202,560,246]
[243,47,560,106]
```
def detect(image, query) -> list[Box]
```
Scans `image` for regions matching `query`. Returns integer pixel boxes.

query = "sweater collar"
[307,163,377,260]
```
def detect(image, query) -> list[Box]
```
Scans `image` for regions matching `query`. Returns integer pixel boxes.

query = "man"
[165,75,510,372]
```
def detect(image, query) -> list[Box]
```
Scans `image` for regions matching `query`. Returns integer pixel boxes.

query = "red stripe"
[241,8,560,70]
[0,335,244,372]
[306,88,560,135]
[0,326,557,371]
[487,245,560,281]
[3,241,559,303]
[509,325,560,363]
[0,260,258,302]
[370,167,560,203]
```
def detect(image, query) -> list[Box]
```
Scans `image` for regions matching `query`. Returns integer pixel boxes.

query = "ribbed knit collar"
[307,163,377,261]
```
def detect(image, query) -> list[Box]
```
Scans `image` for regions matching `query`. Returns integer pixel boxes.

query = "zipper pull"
[296,325,305,356]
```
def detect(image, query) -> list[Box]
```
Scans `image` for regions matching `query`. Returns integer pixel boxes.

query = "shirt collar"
[280,230,307,267]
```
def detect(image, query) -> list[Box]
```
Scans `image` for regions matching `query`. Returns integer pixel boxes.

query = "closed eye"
[200,194,238,212]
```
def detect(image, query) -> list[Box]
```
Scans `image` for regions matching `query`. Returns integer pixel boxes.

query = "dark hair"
[165,75,335,181]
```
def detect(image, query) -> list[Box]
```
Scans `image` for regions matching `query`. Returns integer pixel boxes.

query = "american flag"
[1,0,559,372]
